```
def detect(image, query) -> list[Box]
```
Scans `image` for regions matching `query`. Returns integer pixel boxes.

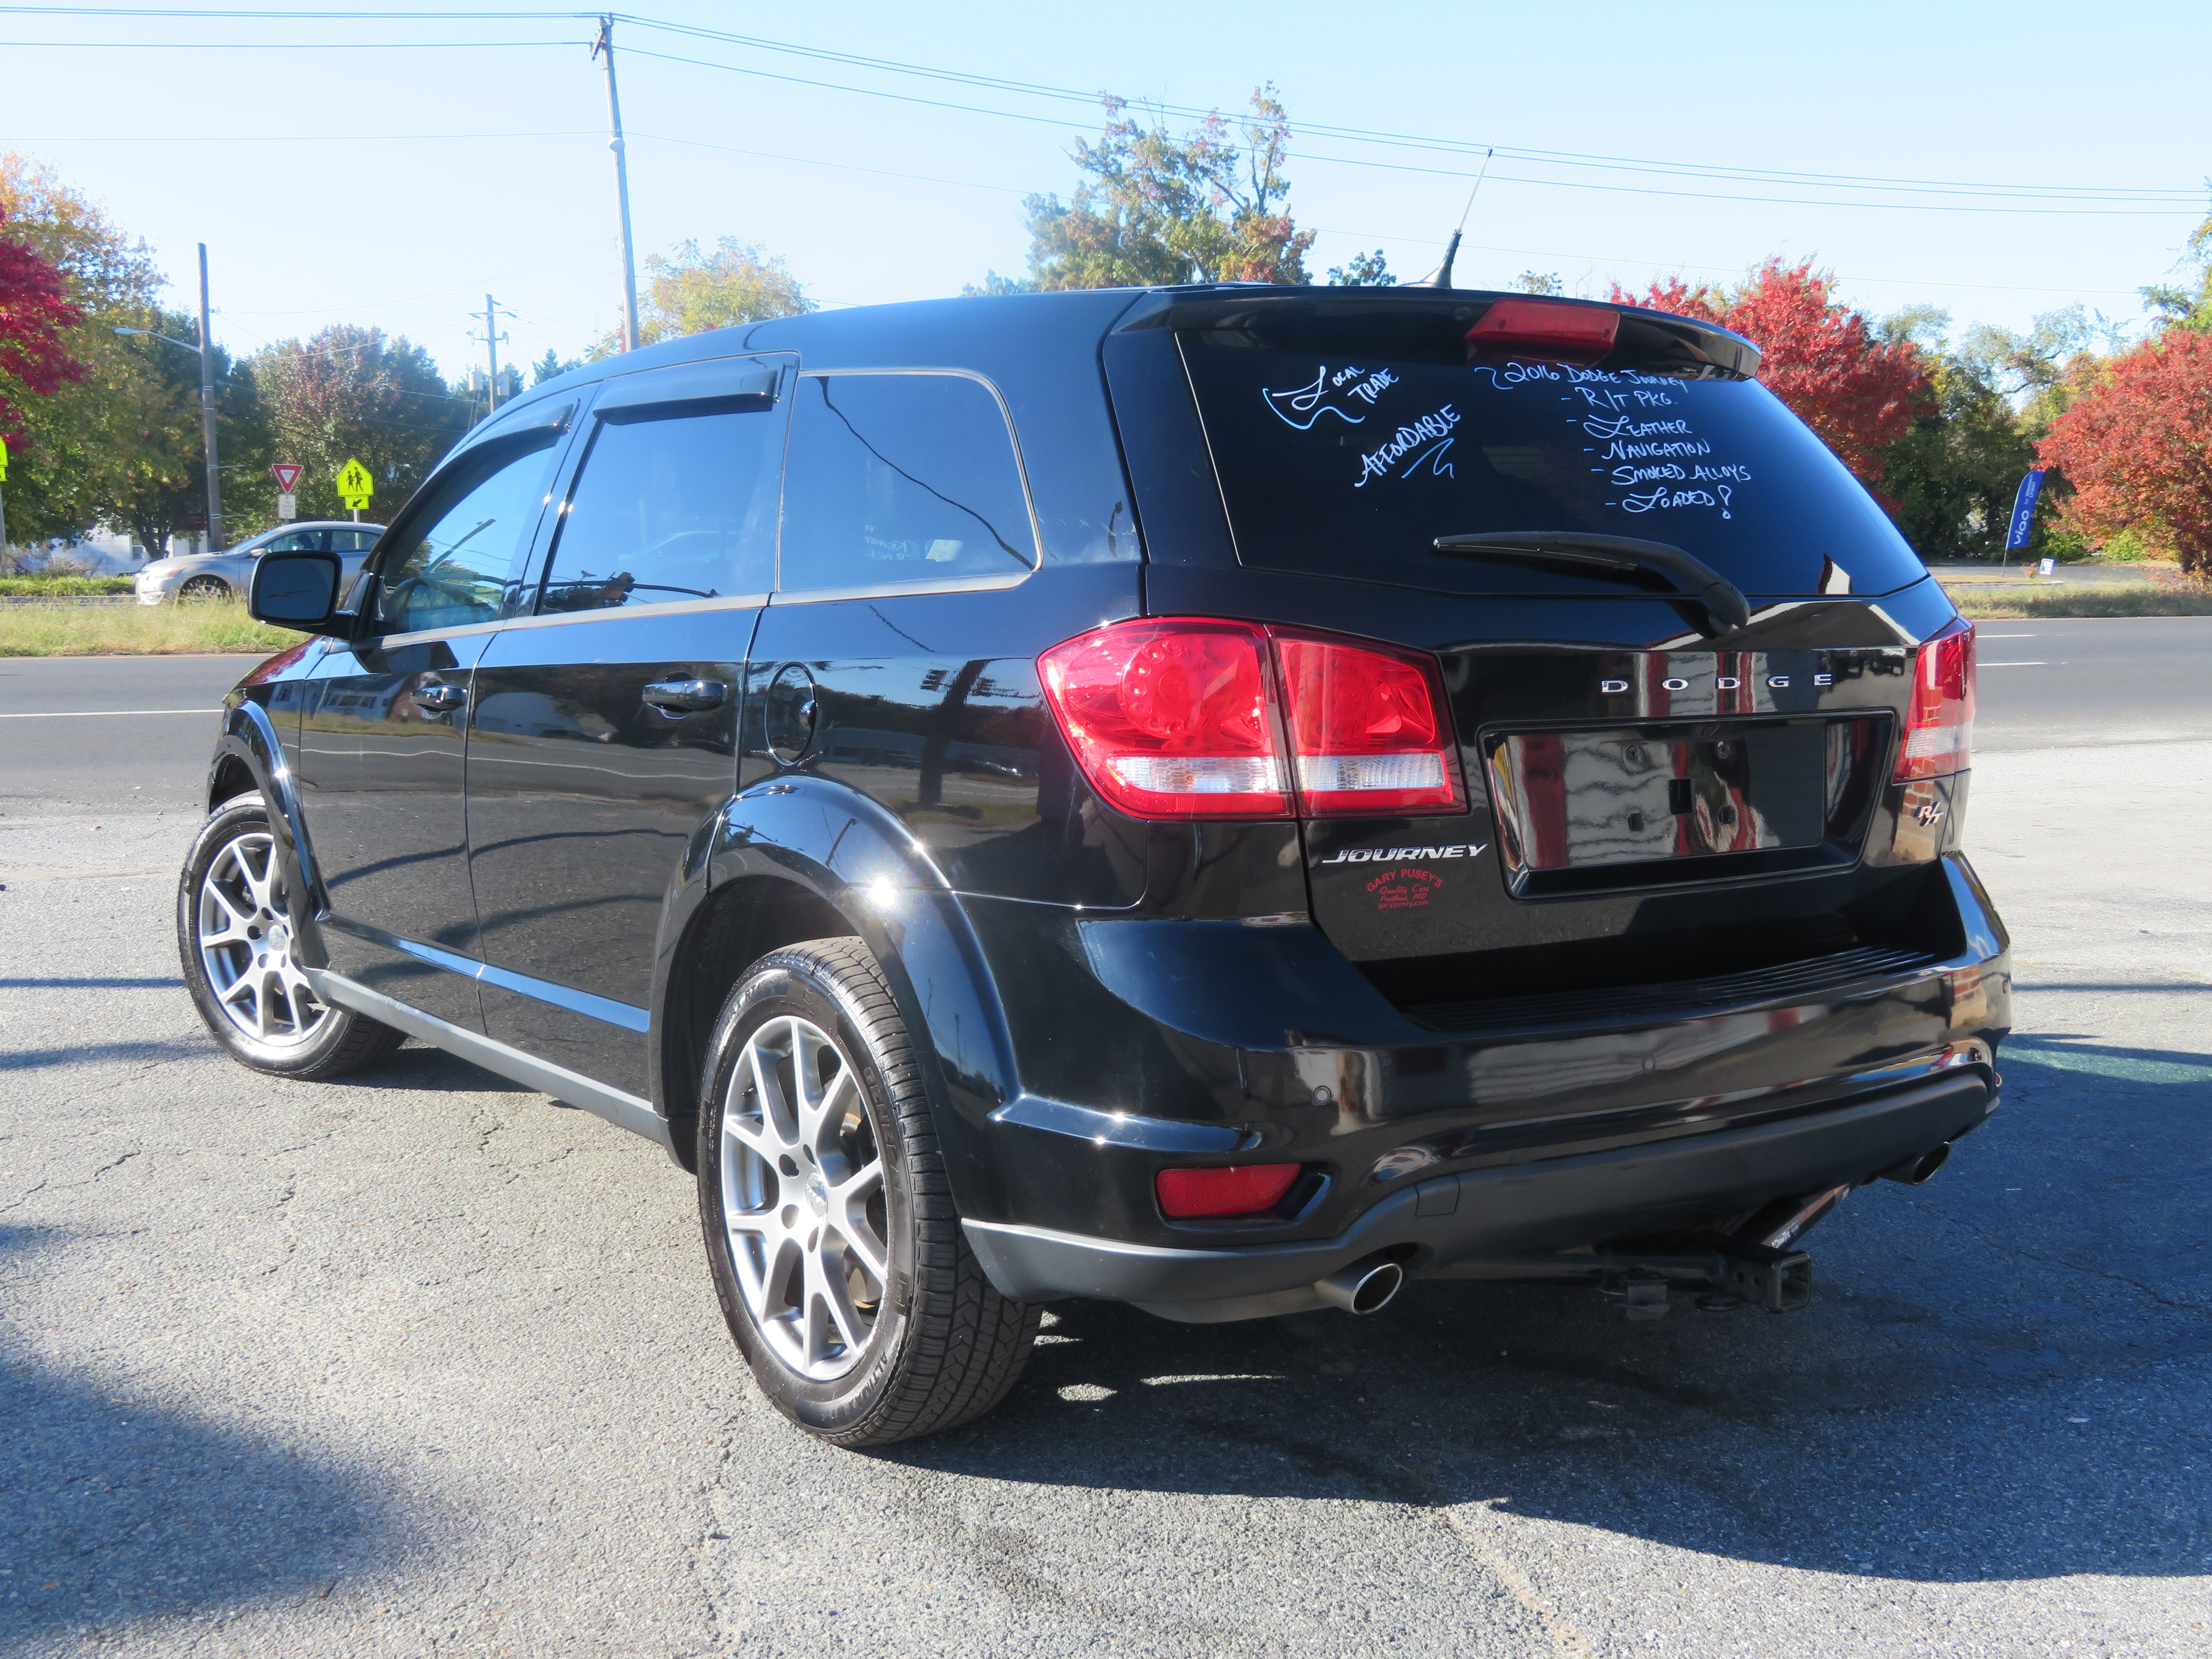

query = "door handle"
[641,678,728,714]
[414,681,467,713]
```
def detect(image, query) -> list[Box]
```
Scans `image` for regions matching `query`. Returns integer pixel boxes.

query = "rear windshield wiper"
[1432,531,1751,634]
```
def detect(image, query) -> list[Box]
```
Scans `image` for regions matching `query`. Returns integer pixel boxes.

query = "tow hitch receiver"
[1707,1241,1814,1314]
[1589,1243,1812,1319]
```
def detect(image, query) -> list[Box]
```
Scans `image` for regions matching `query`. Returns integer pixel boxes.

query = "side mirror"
[250,549,345,633]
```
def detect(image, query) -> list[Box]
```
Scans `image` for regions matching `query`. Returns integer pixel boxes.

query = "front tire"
[177,795,403,1079]
[175,575,229,602]
[698,937,1039,1446]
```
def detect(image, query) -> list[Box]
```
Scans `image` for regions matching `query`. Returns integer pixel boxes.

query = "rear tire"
[177,795,404,1079]
[698,937,1039,1446]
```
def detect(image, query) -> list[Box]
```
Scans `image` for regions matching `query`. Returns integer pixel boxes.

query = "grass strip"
[0,597,300,657]
[0,574,137,596]
[1945,584,2212,620]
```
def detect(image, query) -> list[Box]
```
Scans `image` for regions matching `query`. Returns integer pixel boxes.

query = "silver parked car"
[134,521,385,605]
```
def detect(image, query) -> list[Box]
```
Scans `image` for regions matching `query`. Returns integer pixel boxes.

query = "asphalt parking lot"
[3,625,2208,1658]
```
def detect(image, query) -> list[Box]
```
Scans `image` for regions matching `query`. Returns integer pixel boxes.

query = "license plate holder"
[1483,719,1834,875]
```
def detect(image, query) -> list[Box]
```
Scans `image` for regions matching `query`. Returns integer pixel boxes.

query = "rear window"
[1179,320,1926,600]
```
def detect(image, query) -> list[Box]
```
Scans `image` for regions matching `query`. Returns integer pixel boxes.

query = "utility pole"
[594,15,642,353]
[196,243,225,550]
[468,294,514,416]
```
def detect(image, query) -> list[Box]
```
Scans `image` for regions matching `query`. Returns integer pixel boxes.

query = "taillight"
[1038,619,1464,821]
[1895,617,1976,780]
[1037,619,1289,818]
[1465,297,1621,367]
[1156,1163,1301,1219]
[1275,631,1462,814]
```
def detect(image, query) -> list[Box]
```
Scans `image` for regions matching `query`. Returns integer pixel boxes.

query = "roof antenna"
[1407,148,1493,289]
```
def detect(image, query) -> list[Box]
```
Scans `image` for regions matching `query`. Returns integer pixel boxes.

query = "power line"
[0,34,583,44]
[0,4,2199,208]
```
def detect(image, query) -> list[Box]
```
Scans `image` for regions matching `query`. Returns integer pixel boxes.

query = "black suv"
[184,285,2007,1446]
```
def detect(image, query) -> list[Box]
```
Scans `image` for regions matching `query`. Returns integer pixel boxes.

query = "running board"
[305,967,672,1152]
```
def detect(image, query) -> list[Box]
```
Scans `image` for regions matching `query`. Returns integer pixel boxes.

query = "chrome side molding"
[305,967,670,1151]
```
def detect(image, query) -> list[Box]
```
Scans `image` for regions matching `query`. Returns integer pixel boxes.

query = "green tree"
[90,306,271,556]
[0,153,164,545]
[961,271,1036,297]
[247,326,469,524]
[1015,88,1315,290]
[531,347,582,385]
[1326,249,1393,287]
[2142,204,2212,334]
[1875,309,2039,560]
[599,237,813,355]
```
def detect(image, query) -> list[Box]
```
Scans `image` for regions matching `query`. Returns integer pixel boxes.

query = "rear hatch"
[1117,287,1965,1026]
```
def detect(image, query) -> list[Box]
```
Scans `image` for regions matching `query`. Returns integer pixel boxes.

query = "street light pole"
[594,16,642,353]
[195,244,224,551]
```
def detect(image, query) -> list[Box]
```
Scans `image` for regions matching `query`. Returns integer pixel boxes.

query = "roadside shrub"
[2040,530,2095,563]
[2094,528,2157,563]
[0,596,297,656]
[0,574,135,594]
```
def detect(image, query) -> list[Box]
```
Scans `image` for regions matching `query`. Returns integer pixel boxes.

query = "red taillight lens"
[1038,618,1290,818]
[1465,297,1621,366]
[1039,619,1464,821]
[1156,1163,1301,1219]
[1275,632,1464,815]
[1895,618,1976,780]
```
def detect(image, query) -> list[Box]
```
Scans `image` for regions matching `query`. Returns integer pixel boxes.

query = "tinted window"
[257,530,326,554]
[331,529,380,553]
[780,373,1034,592]
[374,437,561,634]
[1181,336,1927,599]
[539,405,781,612]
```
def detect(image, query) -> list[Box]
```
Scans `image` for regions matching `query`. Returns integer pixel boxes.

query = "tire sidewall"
[698,951,920,1438]
[177,795,354,1075]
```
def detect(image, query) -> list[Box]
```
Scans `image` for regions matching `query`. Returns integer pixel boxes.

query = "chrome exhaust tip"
[1877,1143,1952,1186]
[1315,1256,1405,1316]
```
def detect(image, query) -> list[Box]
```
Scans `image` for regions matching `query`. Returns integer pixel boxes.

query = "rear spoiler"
[1111,285,1761,381]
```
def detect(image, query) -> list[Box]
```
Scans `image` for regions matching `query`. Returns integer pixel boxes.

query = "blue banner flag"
[2005,468,2046,551]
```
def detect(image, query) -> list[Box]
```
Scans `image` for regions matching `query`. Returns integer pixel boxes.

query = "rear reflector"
[1465,297,1621,367]
[1039,619,1464,821]
[1895,617,1976,780]
[1156,1163,1301,1219]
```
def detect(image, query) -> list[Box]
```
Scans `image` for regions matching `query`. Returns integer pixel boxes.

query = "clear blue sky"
[4,0,2206,383]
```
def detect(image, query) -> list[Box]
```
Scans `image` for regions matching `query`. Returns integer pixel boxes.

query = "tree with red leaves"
[2038,329,2212,574]
[1612,259,1930,498]
[0,209,83,451]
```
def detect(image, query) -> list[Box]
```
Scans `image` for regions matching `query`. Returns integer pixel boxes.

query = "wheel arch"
[207,693,329,960]
[654,779,1020,1218]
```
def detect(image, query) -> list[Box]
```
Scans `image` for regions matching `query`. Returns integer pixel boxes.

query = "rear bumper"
[963,1068,1995,1320]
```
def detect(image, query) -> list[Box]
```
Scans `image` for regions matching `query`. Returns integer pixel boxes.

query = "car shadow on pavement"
[341,1042,536,1096]
[891,1044,2212,1586]
[0,1039,211,1073]
[0,1227,414,1645]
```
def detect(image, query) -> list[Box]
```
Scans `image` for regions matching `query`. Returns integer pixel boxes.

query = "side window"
[539,405,781,612]
[332,529,379,554]
[256,530,325,555]
[779,373,1036,592]
[373,437,562,635]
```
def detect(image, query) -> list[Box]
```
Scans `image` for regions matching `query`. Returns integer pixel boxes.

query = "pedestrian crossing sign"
[335,457,374,509]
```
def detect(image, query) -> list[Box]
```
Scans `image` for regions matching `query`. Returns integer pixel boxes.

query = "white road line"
[0,708,216,718]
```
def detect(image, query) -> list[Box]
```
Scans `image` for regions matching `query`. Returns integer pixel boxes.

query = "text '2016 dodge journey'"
[186,285,2007,1446]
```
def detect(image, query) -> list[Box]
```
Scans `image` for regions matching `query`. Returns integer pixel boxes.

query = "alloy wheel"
[196,830,327,1047]
[177,576,228,602]
[718,1014,891,1381]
